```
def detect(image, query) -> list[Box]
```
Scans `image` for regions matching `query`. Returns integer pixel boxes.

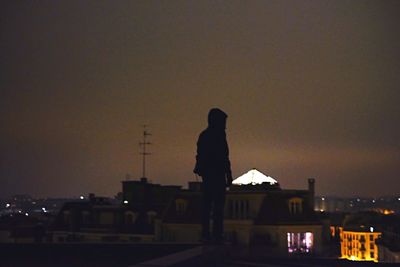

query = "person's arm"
[224,135,233,187]
[194,132,206,176]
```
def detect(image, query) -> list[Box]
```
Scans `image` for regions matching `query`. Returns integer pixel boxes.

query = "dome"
[232,169,278,185]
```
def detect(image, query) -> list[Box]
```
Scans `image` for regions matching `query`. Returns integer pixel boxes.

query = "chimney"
[308,178,315,211]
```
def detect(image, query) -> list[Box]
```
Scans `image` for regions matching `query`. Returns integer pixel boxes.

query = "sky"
[1,1,400,198]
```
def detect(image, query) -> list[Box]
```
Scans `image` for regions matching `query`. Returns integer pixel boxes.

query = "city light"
[370,227,374,233]
[25,212,29,216]
[42,207,47,213]
[123,200,129,204]
[80,195,85,200]
[5,203,10,208]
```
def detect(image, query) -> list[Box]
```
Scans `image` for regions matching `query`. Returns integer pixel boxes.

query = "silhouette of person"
[194,108,232,243]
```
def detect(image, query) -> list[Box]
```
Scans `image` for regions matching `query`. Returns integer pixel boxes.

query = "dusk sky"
[1,1,399,198]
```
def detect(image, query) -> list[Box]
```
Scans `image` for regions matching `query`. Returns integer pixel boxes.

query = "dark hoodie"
[194,108,232,178]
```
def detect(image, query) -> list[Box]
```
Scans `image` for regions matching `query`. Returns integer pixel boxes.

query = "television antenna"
[139,125,152,179]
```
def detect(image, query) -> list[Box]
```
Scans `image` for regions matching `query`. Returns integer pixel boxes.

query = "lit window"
[287,232,313,253]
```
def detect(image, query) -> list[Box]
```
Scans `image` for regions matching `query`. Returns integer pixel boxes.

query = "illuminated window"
[287,232,313,253]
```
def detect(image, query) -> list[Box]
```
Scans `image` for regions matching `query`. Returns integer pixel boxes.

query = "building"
[339,227,381,262]
[377,214,400,263]
[338,211,384,262]
[159,169,324,256]
[50,178,180,243]
[49,169,325,257]
[0,213,46,243]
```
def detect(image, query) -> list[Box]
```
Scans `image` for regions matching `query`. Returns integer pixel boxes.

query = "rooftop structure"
[232,168,278,185]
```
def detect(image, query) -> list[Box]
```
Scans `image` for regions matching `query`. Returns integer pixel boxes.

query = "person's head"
[208,108,227,130]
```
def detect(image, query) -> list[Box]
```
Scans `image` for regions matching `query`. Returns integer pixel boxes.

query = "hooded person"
[194,108,232,243]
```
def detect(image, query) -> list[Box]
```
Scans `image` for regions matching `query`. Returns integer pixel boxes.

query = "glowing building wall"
[340,227,381,262]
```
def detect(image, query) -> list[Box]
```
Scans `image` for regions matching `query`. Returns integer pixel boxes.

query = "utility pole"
[139,125,152,179]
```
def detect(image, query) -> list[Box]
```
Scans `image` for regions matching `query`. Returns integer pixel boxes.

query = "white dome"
[232,169,278,185]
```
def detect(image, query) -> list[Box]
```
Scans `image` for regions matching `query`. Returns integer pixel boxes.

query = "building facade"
[160,169,324,256]
[339,227,381,262]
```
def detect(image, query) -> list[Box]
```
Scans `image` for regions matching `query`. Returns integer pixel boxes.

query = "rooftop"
[232,169,278,186]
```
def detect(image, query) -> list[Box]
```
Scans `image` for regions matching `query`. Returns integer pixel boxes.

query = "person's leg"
[201,178,212,240]
[212,182,226,242]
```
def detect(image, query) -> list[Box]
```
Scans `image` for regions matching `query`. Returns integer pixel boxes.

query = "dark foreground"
[1,243,398,267]
[0,243,196,267]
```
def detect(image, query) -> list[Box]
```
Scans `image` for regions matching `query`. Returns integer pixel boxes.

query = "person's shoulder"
[198,128,212,143]
[199,128,209,137]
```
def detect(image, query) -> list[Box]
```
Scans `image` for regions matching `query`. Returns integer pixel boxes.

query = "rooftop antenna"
[139,124,152,179]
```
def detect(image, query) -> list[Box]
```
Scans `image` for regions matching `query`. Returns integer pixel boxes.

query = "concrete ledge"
[130,244,232,267]
[130,246,204,267]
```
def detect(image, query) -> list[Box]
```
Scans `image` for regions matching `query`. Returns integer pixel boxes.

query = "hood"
[208,108,227,129]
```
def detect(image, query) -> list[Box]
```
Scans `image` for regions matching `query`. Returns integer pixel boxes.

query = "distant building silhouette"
[50,179,180,242]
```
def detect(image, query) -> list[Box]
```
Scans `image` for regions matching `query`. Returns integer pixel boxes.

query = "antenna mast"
[139,125,152,179]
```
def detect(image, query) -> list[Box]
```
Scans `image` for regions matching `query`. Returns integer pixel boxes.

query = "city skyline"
[1,1,400,198]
